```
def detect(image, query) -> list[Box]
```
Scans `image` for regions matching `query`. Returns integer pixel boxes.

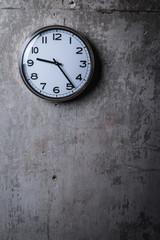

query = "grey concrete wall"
[0,0,160,239]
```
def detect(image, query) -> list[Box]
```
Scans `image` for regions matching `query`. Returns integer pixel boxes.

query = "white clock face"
[19,26,94,101]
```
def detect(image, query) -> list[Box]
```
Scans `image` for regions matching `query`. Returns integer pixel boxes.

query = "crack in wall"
[0,7,25,10]
[96,8,160,14]
[0,7,160,13]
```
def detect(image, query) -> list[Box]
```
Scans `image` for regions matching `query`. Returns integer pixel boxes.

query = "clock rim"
[19,25,95,102]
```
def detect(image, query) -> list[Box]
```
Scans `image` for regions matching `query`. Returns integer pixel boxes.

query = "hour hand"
[36,58,63,66]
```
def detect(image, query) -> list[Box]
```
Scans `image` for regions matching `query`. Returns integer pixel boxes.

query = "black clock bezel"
[19,25,95,102]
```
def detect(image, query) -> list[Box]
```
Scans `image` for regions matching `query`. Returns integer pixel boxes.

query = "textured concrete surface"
[0,0,160,240]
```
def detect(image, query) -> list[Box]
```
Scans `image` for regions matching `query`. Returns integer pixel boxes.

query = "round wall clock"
[19,25,95,102]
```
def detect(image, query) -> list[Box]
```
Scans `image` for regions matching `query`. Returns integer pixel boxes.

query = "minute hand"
[53,58,75,88]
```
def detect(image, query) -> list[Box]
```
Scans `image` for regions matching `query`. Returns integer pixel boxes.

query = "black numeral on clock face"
[76,47,83,54]
[31,73,38,80]
[76,74,82,81]
[53,33,62,40]
[66,83,74,90]
[32,47,39,54]
[42,36,47,44]
[40,83,46,89]
[53,86,60,93]
[27,59,34,66]
[80,60,87,68]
